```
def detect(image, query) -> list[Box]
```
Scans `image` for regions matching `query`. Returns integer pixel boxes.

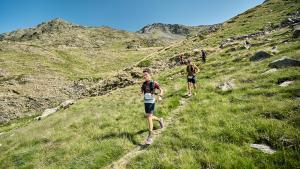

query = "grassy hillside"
[127,35,300,169]
[0,18,161,80]
[0,0,299,168]
[0,19,162,123]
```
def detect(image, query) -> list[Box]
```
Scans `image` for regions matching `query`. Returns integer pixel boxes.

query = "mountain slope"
[0,18,161,123]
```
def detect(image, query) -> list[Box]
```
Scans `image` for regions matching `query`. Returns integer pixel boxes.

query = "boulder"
[217,80,235,91]
[293,25,300,38]
[268,57,300,68]
[36,107,59,120]
[250,51,271,62]
[60,99,75,109]
[250,144,276,154]
[270,46,279,54]
[279,81,294,87]
[262,68,277,75]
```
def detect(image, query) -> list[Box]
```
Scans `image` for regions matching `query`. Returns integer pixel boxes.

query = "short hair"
[143,68,151,74]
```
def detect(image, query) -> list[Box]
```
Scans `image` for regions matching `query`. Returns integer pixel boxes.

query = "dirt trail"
[105,97,188,169]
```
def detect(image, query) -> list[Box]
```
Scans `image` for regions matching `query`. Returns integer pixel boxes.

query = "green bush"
[137,59,152,67]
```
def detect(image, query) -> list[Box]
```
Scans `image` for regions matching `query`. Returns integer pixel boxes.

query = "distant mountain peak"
[136,22,220,42]
[36,18,79,30]
[0,18,84,41]
[137,23,191,35]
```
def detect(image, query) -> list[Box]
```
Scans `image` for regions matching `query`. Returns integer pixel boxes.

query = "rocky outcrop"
[36,107,59,120]
[220,9,300,48]
[280,9,300,27]
[250,51,271,62]
[84,73,137,97]
[268,57,300,68]
[293,25,300,38]
[35,99,75,120]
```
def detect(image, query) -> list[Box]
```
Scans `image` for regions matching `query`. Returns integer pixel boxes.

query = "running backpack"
[187,65,196,74]
[142,80,155,94]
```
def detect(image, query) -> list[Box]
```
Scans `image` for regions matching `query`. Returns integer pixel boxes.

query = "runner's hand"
[158,96,162,101]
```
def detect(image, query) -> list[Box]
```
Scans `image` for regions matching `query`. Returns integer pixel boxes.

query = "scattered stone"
[262,68,277,75]
[250,51,271,62]
[277,77,296,84]
[193,48,200,52]
[268,57,300,68]
[59,99,75,109]
[243,40,251,49]
[279,81,294,87]
[270,46,279,54]
[0,69,8,77]
[250,144,276,154]
[35,107,59,120]
[217,80,235,91]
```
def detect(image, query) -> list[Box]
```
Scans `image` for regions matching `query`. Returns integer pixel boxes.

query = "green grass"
[1,38,299,167]
[0,69,188,168]
[126,40,300,169]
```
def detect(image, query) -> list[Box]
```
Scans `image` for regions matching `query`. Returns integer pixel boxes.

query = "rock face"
[268,57,300,68]
[250,51,271,62]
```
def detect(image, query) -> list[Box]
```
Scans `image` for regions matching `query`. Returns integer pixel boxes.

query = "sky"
[0,0,264,33]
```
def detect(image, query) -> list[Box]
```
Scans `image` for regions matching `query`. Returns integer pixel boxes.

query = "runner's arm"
[140,86,144,95]
[194,64,200,73]
[155,82,163,96]
[158,87,163,96]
